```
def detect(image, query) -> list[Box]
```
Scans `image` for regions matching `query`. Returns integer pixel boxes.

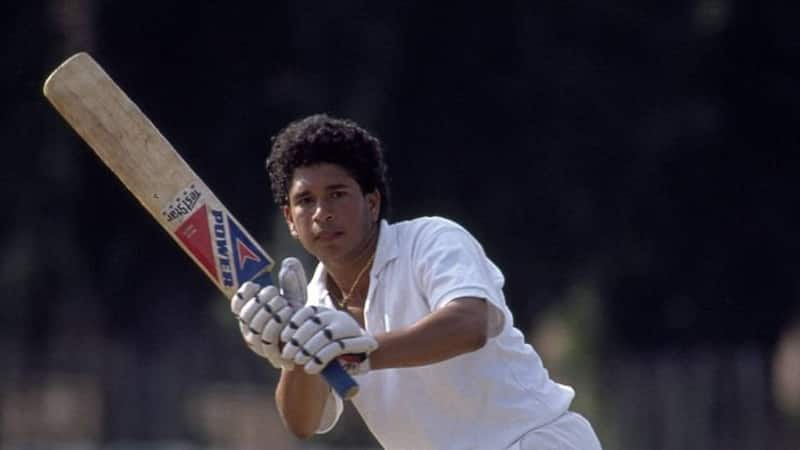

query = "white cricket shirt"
[308,217,575,450]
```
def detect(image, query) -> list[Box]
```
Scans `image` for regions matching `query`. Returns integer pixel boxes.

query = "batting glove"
[231,258,308,369]
[280,306,378,375]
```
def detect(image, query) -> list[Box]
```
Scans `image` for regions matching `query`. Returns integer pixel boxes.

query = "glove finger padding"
[262,343,295,370]
[233,281,298,370]
[279,257,308,305]
[239,321,257,349]
[280,306,378,375]
[304,335,379,375]
[282,307,339,360]
[241,316,295,371]
[248,293,291,338]
[294,318,366,364]
[257,304,295,346]
[230,258,313,371]
[281,305,320,344]
[239,285,278,326]
[231,281,260,315]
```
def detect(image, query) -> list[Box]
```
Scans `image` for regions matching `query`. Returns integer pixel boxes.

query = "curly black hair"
[266,114,391,220]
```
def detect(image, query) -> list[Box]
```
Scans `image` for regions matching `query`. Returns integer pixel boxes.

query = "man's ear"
[366,190,381,222]
[283,205,298,238]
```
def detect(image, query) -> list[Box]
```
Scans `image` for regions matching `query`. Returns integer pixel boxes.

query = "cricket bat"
[43,52,358,400]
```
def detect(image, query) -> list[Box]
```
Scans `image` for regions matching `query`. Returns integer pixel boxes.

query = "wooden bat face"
[42,52,274,297]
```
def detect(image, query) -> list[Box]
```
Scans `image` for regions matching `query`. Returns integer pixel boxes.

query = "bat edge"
[43,52,92,98]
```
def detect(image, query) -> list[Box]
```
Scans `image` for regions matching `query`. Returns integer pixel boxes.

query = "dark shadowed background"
[2,1,799,449]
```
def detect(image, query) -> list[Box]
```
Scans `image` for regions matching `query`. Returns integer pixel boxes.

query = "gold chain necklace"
[335,252,375,310]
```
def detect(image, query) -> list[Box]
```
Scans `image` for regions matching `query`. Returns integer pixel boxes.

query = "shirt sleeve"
[315,388,344,434]
[414,223,507,337]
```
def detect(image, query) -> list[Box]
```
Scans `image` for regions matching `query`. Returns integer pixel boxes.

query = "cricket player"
[231,114,602,449]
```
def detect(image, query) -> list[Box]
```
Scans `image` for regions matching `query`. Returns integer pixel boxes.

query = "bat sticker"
[169,183,273,288]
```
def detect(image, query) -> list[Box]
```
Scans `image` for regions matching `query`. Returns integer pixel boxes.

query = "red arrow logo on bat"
[236,238,261,270]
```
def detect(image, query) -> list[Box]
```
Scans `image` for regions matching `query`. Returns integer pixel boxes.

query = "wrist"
[338,352,371,375]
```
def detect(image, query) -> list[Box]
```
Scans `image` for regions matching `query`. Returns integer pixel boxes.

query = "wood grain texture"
[43,52,256,297]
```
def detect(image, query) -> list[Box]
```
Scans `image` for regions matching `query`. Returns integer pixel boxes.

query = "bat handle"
[250,272,359,400]
[321,361,360,400]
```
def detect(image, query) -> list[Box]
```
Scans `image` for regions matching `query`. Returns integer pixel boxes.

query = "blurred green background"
[2,1,799,449]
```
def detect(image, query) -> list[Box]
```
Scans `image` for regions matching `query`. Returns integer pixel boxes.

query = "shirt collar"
[309,219,398,303]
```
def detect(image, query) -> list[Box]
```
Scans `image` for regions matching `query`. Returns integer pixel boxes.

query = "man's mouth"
[315,230,342,241]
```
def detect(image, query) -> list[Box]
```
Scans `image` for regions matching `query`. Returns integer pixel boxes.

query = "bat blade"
[43,52,266,297]
[43,52,358,399]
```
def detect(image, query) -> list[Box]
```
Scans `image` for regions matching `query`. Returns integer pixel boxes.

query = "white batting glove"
[230,258,308,369]
[280,306,378,375]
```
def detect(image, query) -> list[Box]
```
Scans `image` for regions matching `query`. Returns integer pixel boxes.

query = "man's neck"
[323,224,380,303]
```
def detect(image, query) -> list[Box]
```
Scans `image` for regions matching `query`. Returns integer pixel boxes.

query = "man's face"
[283,163,380,263]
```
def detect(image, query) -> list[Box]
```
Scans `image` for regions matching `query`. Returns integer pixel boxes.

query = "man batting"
[231,114,602,449]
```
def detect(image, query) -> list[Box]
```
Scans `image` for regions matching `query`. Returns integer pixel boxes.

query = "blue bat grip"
[250,271,360,400]
[321,361,360,399]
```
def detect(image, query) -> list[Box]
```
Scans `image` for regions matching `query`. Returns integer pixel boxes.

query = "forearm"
[275,367,329,439]
[370,298,488,370]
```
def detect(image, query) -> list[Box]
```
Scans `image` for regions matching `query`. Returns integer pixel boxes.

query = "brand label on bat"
[162,185,203,224]
[168,183,272,290]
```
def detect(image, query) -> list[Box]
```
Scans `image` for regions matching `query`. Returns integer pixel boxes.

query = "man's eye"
[330,191,346,199]
[296,197,314,206]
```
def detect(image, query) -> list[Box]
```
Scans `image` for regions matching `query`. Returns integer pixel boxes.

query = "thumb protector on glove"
[279,257,307,305]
